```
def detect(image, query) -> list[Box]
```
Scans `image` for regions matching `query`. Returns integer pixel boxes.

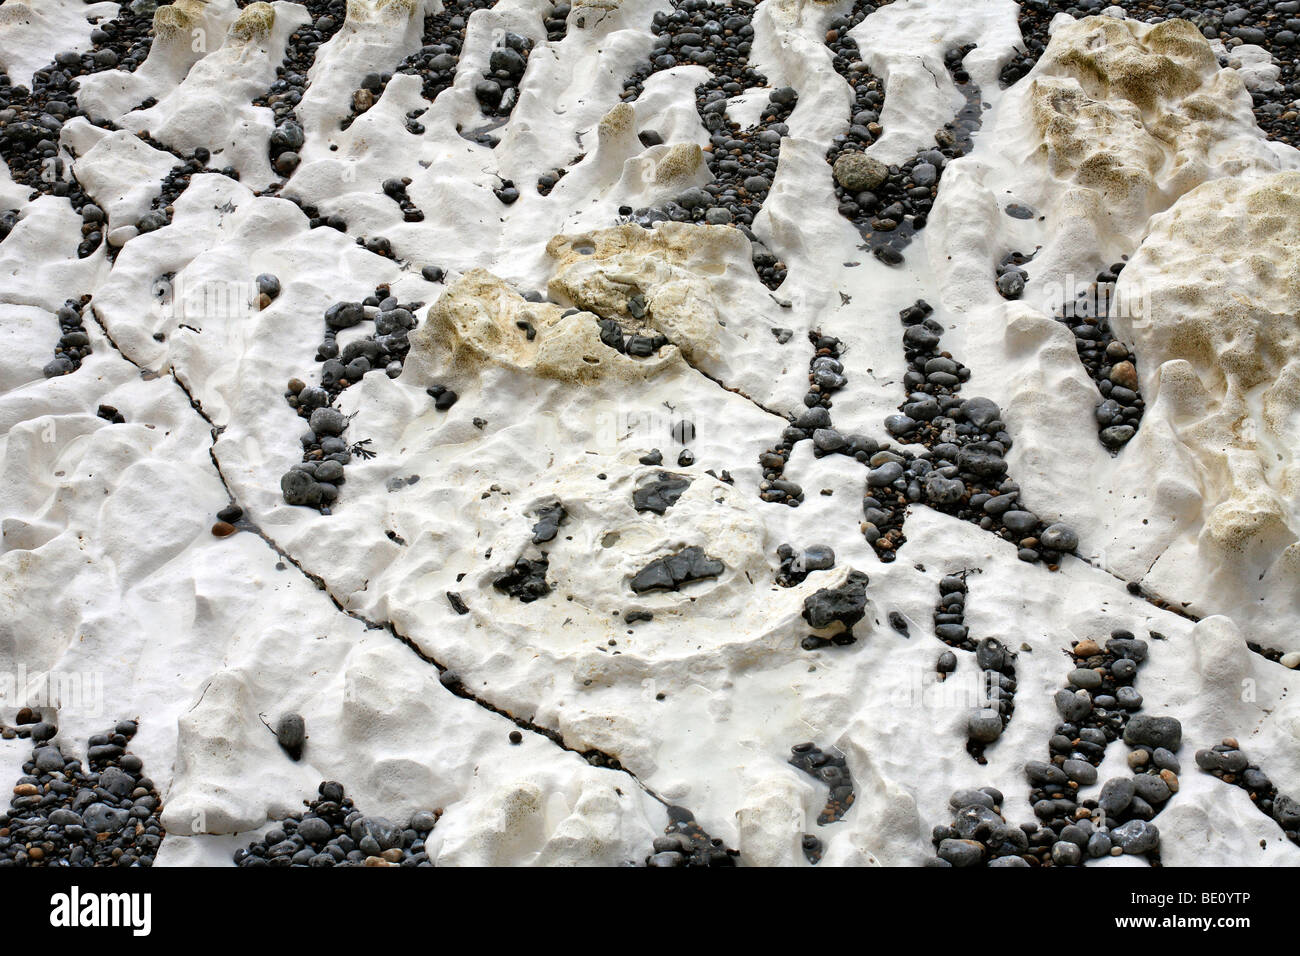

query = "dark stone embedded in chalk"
[493,555,552,602]
[802,570,870,632]
[630,546,724,593]
[530,502,567,543]
[632,473,691,515]
[276,713,306,761]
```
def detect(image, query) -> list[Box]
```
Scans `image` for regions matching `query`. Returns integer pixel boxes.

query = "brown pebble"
[1074,639,1100,657]
[13,784,38,796]
[380,848,404,863]
[1160,769,1179,792]
[363,855,396,866]
[211,521,237,537]
[287,378,306,394]
[1109,360,1139,391]
[15,707,36,724]
[1222,737,1239,748]
[28,847,43,861]
[257,293,272,310]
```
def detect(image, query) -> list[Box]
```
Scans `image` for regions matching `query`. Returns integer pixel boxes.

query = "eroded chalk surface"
[1,0,1299,867]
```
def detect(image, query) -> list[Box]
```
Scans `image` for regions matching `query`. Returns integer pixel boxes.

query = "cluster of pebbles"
[619,0,792,289]
[1002,1,1299,147]
[0,2,160,257]
[342,0,569,139]
[965,636,1018,762]
[775,542,836,587]
[280,283,421,512]
[823,4,885,186]
[255,0,348,180]
[788,742,856,831]
[824,10,983,267]
[536,161,572,196]
[861,299,1079,565]
[351,0,496,135]
[1245,641,1300,667]
[932,573,975,656]
[494,554,552,602]
[380,176,424,222]
[930,574,1019,760]
[753,311,1076,568]
[933,632,1178,866]
[235,781,438,867]
[640,442,704,471]
[475,32,535,122]
[1052,266,1145,452]
[799,570,870,649]
[1196,741,1300,847]
[1026,634,1171,864]
[275,194,349,235]
[488,502,567,602]
[644,805,739,866]
[0,716,164,867]
[758,332,858,507]
[591,296,673,360]
[137,137,239,236]
[992,248,1035,301]
[543,3,572,42]
[42,296,93,378]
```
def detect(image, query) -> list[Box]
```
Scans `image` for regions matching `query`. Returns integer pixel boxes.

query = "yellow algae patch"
[1116,172,1300,557]
[546,222,751,369]
[153,0,208,39]
[1027,16,1254,212]
[229,2,275,42]
[408,269,679,385]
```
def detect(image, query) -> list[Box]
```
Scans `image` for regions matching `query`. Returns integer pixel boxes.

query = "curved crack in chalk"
[86,300,668,805]
[677,348,787,420]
